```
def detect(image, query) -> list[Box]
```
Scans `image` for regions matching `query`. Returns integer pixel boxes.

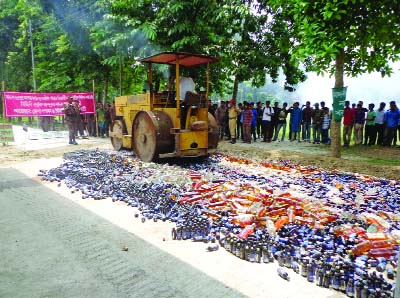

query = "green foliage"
[0,0,306,104]
[269,0,400,78]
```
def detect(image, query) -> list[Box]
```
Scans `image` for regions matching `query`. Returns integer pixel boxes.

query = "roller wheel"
[132,111,174,162]
[111,120,124,151]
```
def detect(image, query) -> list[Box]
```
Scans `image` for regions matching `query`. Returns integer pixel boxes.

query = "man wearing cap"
[228,99,240,144]
[63,96,78,145]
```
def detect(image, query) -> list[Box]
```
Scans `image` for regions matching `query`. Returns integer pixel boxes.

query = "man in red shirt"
[342,100,355,147]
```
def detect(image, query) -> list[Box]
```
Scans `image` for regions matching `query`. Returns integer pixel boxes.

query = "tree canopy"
[0,0,306,104]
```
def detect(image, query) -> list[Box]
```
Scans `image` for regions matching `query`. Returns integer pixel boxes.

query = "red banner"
[2,92,95,117]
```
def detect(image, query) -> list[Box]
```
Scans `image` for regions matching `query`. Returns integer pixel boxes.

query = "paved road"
[0,168,243,298]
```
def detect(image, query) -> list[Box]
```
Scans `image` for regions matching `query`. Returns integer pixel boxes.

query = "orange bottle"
[267,207,287,217]
[237,224,256,240]
[287,207,295,223]
[232,214,255,227]
[369,240,394,250]
[352,240,372,256]
[368,248,396,259]
[366,232,388,241]
[275,216,289,230]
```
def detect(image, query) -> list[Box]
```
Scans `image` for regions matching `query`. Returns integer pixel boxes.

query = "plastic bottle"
[355,281,362,298]
[351,240,372,256]
[255,246,262,263]
[262,245,270,263]
[287,207,295,223]
[323,270,331,288]
[307,262,314,282]
[237,224,256,240]
[277,267,290,281]
[369,240,394,250]
[301,258,308,277]
[331,267,341,290]
[266,219,276,236]
[368,248,396,259]
[206,243,219,252]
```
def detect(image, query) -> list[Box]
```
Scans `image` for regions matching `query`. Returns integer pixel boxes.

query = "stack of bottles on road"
[39,149,399,297]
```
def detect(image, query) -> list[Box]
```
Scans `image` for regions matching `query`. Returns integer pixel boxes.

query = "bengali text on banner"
[3,91,95,117]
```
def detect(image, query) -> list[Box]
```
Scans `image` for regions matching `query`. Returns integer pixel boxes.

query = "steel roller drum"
[132,111,174,162]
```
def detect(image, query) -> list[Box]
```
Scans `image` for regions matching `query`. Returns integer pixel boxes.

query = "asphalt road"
[0,168,243,298]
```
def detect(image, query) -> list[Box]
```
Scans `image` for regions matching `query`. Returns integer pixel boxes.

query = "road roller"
[109,52,220,162]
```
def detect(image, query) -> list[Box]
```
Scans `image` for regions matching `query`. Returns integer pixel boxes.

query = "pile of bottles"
[39,150,399,297]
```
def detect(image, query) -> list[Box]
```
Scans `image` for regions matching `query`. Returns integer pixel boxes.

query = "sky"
[292,62,400,107]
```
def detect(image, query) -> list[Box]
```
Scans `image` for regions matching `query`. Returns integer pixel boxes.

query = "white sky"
[293,62,400,106]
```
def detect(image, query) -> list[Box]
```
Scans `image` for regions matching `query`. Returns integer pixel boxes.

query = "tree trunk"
[119,56,123,96]
[103,74,109,105]
[331,52,345,158]
[232,75,239,102]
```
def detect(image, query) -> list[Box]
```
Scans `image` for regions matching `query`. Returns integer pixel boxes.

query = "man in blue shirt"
[384,101,400,146]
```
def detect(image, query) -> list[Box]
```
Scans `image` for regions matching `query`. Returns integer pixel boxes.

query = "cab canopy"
[138,52,220,67]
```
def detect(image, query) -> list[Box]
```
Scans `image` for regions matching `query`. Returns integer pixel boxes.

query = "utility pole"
[28,19,36,92]
[29,19,37,126]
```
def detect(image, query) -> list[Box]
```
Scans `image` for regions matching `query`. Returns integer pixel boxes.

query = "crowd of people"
[211,99,400,148]
[63,97,115,145]
[63,95,400,148]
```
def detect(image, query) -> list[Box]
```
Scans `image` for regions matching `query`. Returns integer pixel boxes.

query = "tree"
[111,0,305,99]
[269,0,400,157]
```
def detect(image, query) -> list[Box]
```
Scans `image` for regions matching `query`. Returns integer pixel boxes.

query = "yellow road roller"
[110,52,220,162]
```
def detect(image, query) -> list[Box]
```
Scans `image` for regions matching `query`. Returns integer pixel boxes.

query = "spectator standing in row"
[228,100,240,144]
[290,102,302,141]
[262,101,274,142]
[87,114,97,137]
[242,102,253,144]
[354,104,366,145]
[321,108,331,144]
[274,102,288,142]
[272,102,280,141]
[342,100,355,147]
[237,103,243,141]
[357,101,369,142]
[374,102,386,145]
[256,102,263,139]
[312,103,322,144]
[364,103,376,146]
[74,100,88,139]
[104,103,113,138]
[384,101,400,146]
[251,102,258,142]
[301,101,312,142]
[96,102,105,137]
[63,96,78,145]
[215,101,227,140]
